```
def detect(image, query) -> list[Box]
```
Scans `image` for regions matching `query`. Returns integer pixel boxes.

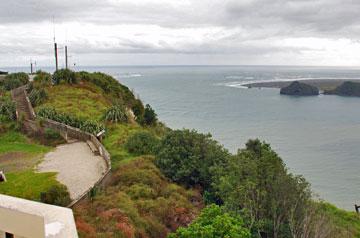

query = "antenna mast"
[53,16,58,71]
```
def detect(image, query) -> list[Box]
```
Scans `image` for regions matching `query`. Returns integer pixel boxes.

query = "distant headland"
[244,78,360,91]
[280,81,319,96]
[245,78,360,97]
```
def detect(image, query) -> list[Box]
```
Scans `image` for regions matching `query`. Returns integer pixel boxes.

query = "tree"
[168,204,251,238]
[216,139,313,238]
[142,104,157,126]
[156,129,229,192]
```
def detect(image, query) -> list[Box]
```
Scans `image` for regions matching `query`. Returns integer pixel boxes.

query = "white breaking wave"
[118,73,143,79]
[225,75,254,80]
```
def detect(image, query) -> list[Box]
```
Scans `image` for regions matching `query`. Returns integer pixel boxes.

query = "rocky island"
[280,81,319,96]
[324,81,360,97]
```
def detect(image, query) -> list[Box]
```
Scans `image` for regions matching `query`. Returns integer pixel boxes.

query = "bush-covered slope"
[74,156,202,238]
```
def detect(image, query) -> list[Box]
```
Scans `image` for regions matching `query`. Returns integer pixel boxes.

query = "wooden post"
[355,204,360,213]
[54,42,58,71]
[65,45,68,69]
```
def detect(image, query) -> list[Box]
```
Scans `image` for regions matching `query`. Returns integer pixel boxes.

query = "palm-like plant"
[103,105,128,123]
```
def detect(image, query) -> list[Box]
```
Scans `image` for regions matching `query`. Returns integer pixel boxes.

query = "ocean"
[4,65,360,210]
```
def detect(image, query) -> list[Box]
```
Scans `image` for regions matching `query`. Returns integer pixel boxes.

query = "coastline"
[243,78,360,90]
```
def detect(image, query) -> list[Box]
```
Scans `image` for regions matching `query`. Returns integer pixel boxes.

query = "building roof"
[0,194,78,238]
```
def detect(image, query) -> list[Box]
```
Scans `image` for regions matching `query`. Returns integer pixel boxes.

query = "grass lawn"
[39,82,111,121]
[0,170,58,201]
[0,130,61,200]
[0,131,50,154]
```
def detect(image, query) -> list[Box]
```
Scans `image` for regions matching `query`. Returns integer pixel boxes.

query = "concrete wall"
[0,207,45,238]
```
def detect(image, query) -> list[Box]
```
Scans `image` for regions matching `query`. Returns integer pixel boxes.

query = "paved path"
[38,142,107,200]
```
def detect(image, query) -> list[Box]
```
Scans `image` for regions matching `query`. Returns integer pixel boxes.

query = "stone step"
[86,140,99,155]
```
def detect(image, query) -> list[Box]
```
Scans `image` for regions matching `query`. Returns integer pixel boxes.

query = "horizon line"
[1,64,360,69]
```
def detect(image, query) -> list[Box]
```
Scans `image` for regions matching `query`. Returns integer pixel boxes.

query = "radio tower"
[53,17,58,71]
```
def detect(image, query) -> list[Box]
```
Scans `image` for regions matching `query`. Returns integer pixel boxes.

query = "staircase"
[11,86,36,133]
[11,86,36,121]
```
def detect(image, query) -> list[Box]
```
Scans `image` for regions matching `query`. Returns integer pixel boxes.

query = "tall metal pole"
[65,46,68,69]
[54,42,58,71]
[30,61,33,74]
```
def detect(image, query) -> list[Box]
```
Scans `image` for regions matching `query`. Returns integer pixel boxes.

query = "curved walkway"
[37,142,107,200]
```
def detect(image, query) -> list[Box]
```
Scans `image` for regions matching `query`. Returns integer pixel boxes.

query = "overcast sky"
[1,0,360,67]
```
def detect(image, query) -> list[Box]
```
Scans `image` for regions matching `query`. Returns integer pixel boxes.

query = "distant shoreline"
[243,78,360,91]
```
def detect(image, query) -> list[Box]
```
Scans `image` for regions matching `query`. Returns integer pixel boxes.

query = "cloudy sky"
[1,0,360,67]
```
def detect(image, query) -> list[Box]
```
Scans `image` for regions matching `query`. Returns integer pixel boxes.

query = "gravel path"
[38,142,107,200]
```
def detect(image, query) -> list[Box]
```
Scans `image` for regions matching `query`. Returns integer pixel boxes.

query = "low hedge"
[37,107,105,135]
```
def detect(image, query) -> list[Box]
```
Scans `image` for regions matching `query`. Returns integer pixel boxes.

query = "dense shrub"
[33,70,52,85]
[125,131,159,155]
[5,72,29,84]
[156,129,230,191]
[168,204,251,238]
[32,127,66,146]
[40,184,71,206]
[142,104,157,126]
[76,71,139,107]
[28,88,47,106]
[37,107,104,135]
[53,69,77,85]
[0,99,16,120]
[1,78,22,90]
[0,72,29,90]
[132,99,145,122]
[103,105,128,123]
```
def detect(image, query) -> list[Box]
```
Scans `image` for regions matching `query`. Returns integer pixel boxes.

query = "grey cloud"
[1,0,360,66]
[0,0,105,24]
[225,0,360,36]
[2,0,360,36]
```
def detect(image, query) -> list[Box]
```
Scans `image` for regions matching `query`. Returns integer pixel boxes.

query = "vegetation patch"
[168,204,251,238]
[74,156,202,238]
[0,129,65,201]
[37,107,105,135]
[0,170,59,201]
[40,184,71,206]
[125,131,160,156]
[39,82,111,121]
[103,104,128,123]
[0,72,29,90]
[0,131,50,155]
